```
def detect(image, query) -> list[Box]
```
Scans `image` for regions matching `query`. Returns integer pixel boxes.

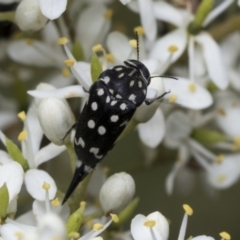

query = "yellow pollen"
[26,38,34,45]
[18,131,27,141]
[51,198,60,207]
[104,9,113,19]
[64,59,75,67]
[68,232,80,239]
[217,174,226,183]
[110,213,119,223]
[15,232,23,238]
[144,220,156,228]
[106,54,115,63]
[168,94,178,103]
[62,67,71,77]
[129,39,137,48]
[217,108,226,116]
[234,137,240,145]
[42,181,50,190]
[57,37,69,45]
[18,111,26,121]
[183,204,193,216]
[215,154,224,164]
[134,26,145,36]
[168,45,178,53]
[80,201,86,208]
[188,82,197,92]
[219,231,231,240]
[92,44,103,52]
[93,223,104,231]
[102,166,110,174]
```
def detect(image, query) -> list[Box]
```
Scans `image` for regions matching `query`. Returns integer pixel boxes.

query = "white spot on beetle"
[75,137,85,147]
[111,100,117,106]
[76,160,82,168]
[88,120,95,128]
[111,115,119,122]
[115,67,123,71]
[106,96,110,103]
[116,94,122,99]
[102,76,110,84]
[98,126,106,135]
[129,94,136,102]
[109,89,114,94]
[97,88,104,96]
[91,102,98,111]
[120,103,127,110]
[138,81,143,88]
[130,80,134,87]
[90,148,103,159]
[118,73,124,78]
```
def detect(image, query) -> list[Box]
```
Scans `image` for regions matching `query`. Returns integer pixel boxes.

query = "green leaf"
[5,137,29,171]
[0,183,9,219]
[72,39,84,61]
[91,52,102,82]
[188,0,214,35]
[109,197,139,230]
[66,202,86,234]
[192,128,228,144]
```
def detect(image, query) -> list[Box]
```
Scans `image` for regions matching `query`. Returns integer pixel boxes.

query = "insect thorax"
[99,64,148,107]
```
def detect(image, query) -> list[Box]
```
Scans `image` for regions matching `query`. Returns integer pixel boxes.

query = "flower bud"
[37,97,75,145]
[99,172,135,213]
[15,0,48,31]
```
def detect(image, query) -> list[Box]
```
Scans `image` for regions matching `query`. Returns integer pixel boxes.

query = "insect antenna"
[151,75,178,80]
[135,31,140,60]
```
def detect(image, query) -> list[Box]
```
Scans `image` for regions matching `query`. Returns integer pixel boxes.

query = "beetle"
[62,33,170,204]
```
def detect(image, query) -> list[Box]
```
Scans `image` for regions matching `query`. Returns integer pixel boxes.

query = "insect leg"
[145,90,170,105]
[62,122,78,141]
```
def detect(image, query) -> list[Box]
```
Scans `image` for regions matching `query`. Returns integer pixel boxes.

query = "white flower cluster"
[0,0,239,239]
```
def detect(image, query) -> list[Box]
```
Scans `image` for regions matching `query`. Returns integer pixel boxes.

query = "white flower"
[15,0,48,31]
[37,97,75,145]
[131,211,169,240]
[99,172,135,213]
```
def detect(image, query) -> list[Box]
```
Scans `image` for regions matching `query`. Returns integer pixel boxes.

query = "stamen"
[58,37,69,45]
[18,111,26,121]
[15,232,24,239]
[216,108,226,116]
[42,181,50,190]
[219,231,231,240]
[92,44,103,52]
[62,67,71,77]
[64,59,75,67]
[26,39,34,45]
[80,201,86,208]
[168,45,178,53]
[110,213,119,223]
[188,82,197,92]
[183,204,193,216]
[93,223,104,231]
[68,232,80,239]
[215,154,224,164]
[18,131,27,141]
[129,39,137,49]
[217,174,226,183]
[134,26,145,36]
[168,94,178,103]
[104,9,113,19]
[144,220,156,228]
[51,198,60,207]
[106,54,115,63]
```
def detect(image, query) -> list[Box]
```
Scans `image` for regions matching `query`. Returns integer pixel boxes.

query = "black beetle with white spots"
[62,34,170,204]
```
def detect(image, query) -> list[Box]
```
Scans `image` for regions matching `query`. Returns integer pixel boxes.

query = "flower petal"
[195,32,228,90]
[0,161,24,202]
[149,28,188,65]
[34,143,66,166]
[39,0,67,20]
[25,169,57,201]
[138,108,165,148]
[163,78,213,110]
